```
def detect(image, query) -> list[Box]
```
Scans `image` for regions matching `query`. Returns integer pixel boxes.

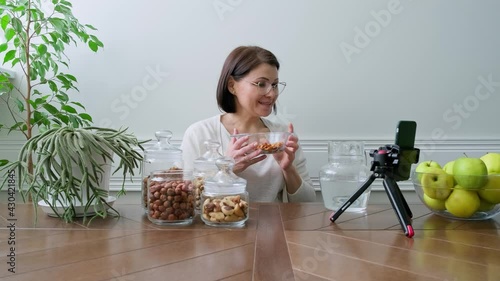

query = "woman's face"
[231,63,279,117]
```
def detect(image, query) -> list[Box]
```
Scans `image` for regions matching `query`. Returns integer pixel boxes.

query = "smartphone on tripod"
[330,120,420,237]
[392,120,419,182]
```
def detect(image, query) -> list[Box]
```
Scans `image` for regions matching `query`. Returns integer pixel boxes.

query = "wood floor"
[0,202,499,280]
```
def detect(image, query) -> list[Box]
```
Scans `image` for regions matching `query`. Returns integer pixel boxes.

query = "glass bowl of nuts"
[231,132,290,154]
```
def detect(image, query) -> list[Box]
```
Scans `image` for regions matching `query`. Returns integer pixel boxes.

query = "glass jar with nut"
[201,157,249,227]
[147,169,195,225]
[142,130,183,214]
[193,140,224,213]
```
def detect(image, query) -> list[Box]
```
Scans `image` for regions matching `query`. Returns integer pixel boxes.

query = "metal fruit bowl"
[412,171,500,220]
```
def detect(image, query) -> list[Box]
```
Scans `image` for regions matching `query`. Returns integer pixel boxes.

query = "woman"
[180,46,315,202]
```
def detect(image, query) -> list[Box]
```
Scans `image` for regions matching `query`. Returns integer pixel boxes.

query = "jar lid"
[204,157,247,194]
[194,140,224,173]
[144,130,182,159]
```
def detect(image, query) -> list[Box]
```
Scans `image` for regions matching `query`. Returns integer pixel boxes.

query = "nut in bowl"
[231,132,290,154]
[412,171,500,220]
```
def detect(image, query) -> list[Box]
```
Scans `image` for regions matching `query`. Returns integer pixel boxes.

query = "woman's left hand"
[273,123,298,170]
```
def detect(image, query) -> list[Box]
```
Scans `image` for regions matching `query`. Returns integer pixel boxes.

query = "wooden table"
[0,202,499,281]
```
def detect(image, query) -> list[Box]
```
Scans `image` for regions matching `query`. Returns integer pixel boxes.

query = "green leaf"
[8,122,25,133]
[78,113,93,122]
[10,58,19,67]
[37,44,48,56]
[32,89,43,96]
[65,74,77,82]
[1,14,10,30]
[41,34,50,44]
[60,0,73,7]
[19,48,26,63]
[28,99,37,109]
[0,159,8,167]
[48,18,65,33]
[33,97,47,107]
[88,41,98,52]
[3,49,15,64]
[54,113,69,125]
[11,18,23,33]
[15,98,24,111]
[4,28,15,41]
[56,93,68,102]
[43,103,59,115]
[68,115,79,127]
[60,33,70,44]
[90,35,104,47]
[54,4,71,15]
[30,68,38,80]
[13,5,25,12]
[33,110,49,126]
[61,105,77,113]
[48,80,58,92]
[0,74,9,81]
[34,61,46,79]
[29,8,41,21]
[49,32,59,42]
[0,43,7,53]
[85,24,98,31]
[71,101,85,109]
[13,37,20,47]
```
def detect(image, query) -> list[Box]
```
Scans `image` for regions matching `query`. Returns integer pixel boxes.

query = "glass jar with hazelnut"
[201,158,249,227]
[142,130,183,214]
[147,169,195,225]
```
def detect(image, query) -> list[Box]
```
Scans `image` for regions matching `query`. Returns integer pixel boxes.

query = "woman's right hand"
[227,128,267,173]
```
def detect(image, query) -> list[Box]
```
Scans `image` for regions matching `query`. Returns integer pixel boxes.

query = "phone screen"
[393,120,418,181]
[395,121,416,149]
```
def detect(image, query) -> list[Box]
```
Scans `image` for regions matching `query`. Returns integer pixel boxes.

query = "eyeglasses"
[244,80,287,96]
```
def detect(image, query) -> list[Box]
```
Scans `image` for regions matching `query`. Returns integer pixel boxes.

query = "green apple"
[415,160,442,181]
[478,174,500,204]
[423,193,446,210]
[477,198,496,212]
[420,167,454,200]
[452,157,488,189]
[442,160,455,175]
[480,152,500,174]
[445,188,480,218]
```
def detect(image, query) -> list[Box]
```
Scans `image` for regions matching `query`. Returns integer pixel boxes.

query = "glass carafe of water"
[319,141,370,212]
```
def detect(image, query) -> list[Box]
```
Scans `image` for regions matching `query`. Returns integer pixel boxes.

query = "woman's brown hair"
[216,46,280,113]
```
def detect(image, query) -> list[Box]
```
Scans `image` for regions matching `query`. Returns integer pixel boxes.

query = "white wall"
[22,0,499,141]
[1,0,500,199]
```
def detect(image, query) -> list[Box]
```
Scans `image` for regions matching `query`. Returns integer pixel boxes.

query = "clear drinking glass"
[319,141,370,212]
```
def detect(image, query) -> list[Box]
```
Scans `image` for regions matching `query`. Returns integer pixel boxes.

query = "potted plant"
[0,0,103,164]
[2,126,145,223]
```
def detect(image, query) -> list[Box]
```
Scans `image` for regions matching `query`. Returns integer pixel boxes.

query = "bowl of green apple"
[412,153,500,220]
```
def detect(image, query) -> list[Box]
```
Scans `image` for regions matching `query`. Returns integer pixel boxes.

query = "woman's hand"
[273,123,298,171]
[227,129,266,173]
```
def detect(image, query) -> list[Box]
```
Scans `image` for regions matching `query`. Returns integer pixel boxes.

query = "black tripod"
[329,145,420,238]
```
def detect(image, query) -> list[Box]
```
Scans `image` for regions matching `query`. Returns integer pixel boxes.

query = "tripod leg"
[393,183,413,218]
[330,173,377,222]
[383,177,414,238]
